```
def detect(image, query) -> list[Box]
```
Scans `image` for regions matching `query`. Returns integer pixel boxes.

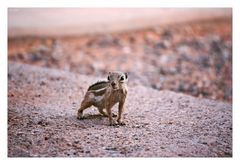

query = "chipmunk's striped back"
[87,81,109,91]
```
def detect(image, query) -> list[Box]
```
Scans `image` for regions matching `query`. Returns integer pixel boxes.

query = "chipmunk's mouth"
[112,86,119,90]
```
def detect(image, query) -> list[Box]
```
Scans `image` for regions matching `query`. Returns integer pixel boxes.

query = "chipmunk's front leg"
[106,105,116,126]
[117,99,126,125]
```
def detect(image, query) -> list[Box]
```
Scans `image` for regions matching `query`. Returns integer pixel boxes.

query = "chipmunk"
[77,71,128,126]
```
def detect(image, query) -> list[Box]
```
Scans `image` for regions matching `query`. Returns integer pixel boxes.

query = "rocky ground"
[8,62,232,157]
[8,17,232,102]
[8,17,232,157]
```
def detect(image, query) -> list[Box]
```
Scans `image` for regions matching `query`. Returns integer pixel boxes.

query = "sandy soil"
[8,62,232,157]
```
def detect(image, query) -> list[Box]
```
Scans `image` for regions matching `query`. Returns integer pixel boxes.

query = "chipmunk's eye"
[120,76,124,81]
[107,76,110,81]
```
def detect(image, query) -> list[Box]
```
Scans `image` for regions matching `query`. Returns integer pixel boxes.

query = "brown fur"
[77,71,128,126]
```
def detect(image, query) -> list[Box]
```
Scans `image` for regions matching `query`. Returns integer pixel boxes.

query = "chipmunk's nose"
[111,82,116,87]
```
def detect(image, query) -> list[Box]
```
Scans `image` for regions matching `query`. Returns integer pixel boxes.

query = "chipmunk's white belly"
[95,95,104,102]
[89,93,104,102]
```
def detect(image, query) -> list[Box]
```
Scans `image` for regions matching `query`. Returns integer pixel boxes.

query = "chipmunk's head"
[107,71,128,90]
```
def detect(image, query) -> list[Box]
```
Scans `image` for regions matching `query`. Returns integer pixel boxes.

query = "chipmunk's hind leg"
[98,108,108,117]
[77,96,93,120]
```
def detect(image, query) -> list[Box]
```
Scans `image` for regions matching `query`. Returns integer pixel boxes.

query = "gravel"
[8,62,232,157]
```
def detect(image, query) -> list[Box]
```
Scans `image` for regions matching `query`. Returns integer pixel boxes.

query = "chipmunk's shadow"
[80,114,105,120]
[79,113,117,120]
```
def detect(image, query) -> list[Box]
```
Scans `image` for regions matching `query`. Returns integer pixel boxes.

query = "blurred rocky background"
[8,8,232,102]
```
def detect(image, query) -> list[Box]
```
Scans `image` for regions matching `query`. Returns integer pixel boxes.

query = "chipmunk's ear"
[125,72,128,80]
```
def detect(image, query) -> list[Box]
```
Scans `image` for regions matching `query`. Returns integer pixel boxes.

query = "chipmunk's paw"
[77,116,86,120]
[118,121,126,126]
[109,120,117,126]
